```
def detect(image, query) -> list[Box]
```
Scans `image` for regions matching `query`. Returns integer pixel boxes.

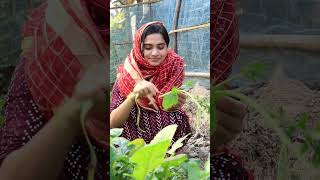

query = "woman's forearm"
[0,99,82,180]
[110,93,136,128]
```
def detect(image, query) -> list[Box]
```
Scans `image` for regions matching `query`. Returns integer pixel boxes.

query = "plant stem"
[80,100,97,180]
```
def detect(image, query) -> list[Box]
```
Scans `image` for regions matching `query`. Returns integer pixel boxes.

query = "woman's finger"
[147,94,159,111]
[151,83,160,94]
[178,92,187,100]
[216,96,247,117]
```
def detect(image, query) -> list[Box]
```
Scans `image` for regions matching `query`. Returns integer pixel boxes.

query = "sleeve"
[0,62,47,166]
[110,81,125,113]
[211,0,239,83]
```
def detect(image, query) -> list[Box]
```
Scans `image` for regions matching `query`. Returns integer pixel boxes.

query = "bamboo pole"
[172,0,182,52]
[110,0,161,9]
[240,34,320,52]
[168,23,209,34]
[185,72,210,79]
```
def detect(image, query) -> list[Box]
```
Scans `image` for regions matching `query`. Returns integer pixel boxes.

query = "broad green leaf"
[110,146,117,178]
[150,124,177,145]
[204,156,210,173]
[112,137,130,155]
[167,133,190,155]
[130,140,171,180]
[202,156,210,179]
[129,138,145,149]
[162,154,188,168]
[128,138,146,156]
[110,128,123,138]
[161,154,188,179]
[129,138,145,147]
[187,159,201,180]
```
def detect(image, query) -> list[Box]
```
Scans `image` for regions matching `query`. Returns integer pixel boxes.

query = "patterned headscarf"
[211,0,239,84]
[117,21,185,111]
[21,0,108,114]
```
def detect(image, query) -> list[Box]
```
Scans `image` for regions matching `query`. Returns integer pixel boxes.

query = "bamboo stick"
[172,0,182,52]
[185,72,210,79]
[110,0,161,9]
[168,23,209,34]
[240,34,320,52]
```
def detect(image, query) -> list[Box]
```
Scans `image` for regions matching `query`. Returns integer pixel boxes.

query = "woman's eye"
[143,46,152,50]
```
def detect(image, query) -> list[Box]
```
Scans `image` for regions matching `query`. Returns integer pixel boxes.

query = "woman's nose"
[151,49,159,56]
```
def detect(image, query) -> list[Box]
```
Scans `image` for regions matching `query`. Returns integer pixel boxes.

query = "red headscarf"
[21,0,108,115]
[211,0,239,84]
[117,21,185,111]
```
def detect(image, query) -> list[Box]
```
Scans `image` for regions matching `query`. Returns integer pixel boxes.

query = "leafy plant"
[110,10,126,31]
[160,81,209,131]
[110,124,210,180]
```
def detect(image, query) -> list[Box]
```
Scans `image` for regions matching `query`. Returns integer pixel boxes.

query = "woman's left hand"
[167,92,187,111]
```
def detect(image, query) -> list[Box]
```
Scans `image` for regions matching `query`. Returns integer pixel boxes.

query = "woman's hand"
[132,80,160,110]
[167,92,187,111]
[71,62,108,147]
[212,96,247,150]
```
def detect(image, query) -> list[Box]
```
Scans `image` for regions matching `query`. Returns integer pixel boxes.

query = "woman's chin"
[148,61,162,67]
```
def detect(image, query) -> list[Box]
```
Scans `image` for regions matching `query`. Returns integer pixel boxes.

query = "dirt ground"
[230,66,320,179]
[180,82,210,164]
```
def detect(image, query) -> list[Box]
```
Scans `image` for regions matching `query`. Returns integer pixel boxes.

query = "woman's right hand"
[70,62,107,146]
[132,80,160,110]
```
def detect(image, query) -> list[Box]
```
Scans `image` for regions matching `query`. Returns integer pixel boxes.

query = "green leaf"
[167,133,190,155]
[110,146,117,178]
[186,80,196,88]
[150,124,177,145]
[128,138,146,156]
[240,62,267,81]
[162,87,179,111]
[297,113,309,130]
[204,156,210,174]
[187,159,201,180]
[129,138,145,149]
[130,140,171,180]
[112,137,130,155]
[163,154,188,168]
[111,128,123,138]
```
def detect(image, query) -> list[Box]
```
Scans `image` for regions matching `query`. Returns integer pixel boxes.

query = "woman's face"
[142,33,168,66]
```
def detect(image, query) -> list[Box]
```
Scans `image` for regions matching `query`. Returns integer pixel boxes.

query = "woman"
[0,0,108,179]
[110,21,191,143]
[211,0,254,179]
